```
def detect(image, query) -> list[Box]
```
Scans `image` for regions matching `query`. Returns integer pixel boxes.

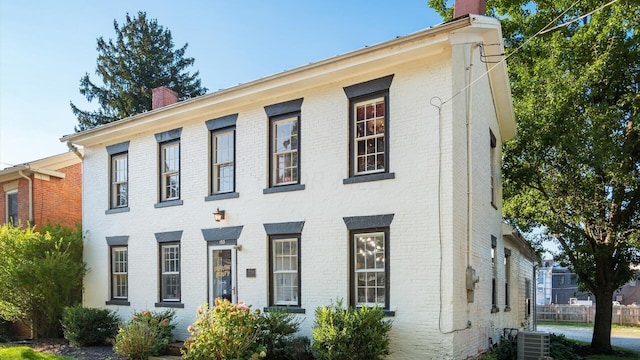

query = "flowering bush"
[114,309,176,359]
[183,298,266,360]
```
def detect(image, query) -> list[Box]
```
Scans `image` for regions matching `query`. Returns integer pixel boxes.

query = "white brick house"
[62,14,534,359]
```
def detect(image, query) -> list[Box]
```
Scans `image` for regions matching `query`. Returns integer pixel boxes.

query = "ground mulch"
[20,339,122,360]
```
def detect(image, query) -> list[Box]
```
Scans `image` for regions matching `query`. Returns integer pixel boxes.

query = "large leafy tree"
[71,11,207,131]
[429,0,639,353]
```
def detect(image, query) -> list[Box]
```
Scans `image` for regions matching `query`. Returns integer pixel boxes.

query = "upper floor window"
[111,153,128,208]
[206,114,239,200]
[106,141,130,214]
[343,75,394,184]
[264,99,305,194]
[154,129,182,207]
[5,190,18,226]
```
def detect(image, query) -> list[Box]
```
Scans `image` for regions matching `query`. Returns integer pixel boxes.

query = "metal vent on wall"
[517,331,550,360]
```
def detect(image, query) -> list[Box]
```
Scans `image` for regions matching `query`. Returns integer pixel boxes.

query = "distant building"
[613,270,640,305]
[0,152,82,228]
[537,259,592,305]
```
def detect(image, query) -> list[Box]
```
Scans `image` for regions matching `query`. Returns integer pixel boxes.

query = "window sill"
[343,172,395,185]
[264,306,306,314]
[383,310,396,317]
[154,199,183,208]
[155,301,184,308]
[491,306,500,313]
[504,306,511,312]
[205,192,239,201]
[105,207,130,215]
[105,299,130,306]
[263,184,305,194]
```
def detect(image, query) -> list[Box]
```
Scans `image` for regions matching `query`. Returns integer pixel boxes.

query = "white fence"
[537,305,640,326]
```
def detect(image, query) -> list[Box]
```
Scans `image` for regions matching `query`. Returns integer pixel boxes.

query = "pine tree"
[70,11,207,131]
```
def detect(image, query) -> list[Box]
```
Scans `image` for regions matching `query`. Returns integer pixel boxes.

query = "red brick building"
[1,152,82,228]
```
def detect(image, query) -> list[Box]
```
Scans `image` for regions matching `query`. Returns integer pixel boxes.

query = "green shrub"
[484,337,516,360]
[0,224,85,338]
[61,305,120,346]
[549,333,581,360]
[258,309,312,360]
[0,319,11,342]
[183,298,266,360]
[114,309,176,359]
[312,299,392,360]
[114,321,164,360]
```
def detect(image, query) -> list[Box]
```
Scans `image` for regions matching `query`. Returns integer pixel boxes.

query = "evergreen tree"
[429,0,639,353]
[70,11,207,131]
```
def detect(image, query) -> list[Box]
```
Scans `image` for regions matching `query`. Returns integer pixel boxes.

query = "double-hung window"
[206,114,238,200]
[343,75,394,184]
[111,246,128,300]
[504,248,511,311]
[106,235,129,305]
[490,130,497,208]
[6,190,18,226]
[105,141,130,214]
[491,235,499,313]
[155,230,183,308]
[271,237,299,305]
[264,99,305,194]
[264,221,304,310]
[343,214,393,312]
[155,128,182,207]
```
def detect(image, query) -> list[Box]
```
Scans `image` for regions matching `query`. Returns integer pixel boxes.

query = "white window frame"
[160,141,180,201]
[353,231,387,308]
[271,115,299,186]
[212,129,235,194]
[160,243,180,302]
[111,246,128,300]
[271,237,299,306]
[353,97,386,176]
[5,190,18,226]
[110,153,128,208]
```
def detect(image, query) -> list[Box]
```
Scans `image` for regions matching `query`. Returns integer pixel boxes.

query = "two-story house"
[0,151,82,228]
[62,10,530,358]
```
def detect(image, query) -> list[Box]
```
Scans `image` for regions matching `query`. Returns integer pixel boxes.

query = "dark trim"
[106,141,130,155]
[154,128,182,143]
[264,98,304,117]
[383,310,396,317]
[491,235,497,248]
[154,302,185,309]
[210,127,236,196]
[206,114,238,131]
[490,129,497,148]
[108,151,129,210]
[105,207,130,214]
[348,228,390,310]
[491,306,500,313]
[206,238,238,246]
[267,112,302,189]
[263,184,305,194]
[201,226,243,242]
[205,192,239,201]
[343,75,394,99]
[504,248,512,256]
[343,172,395,184]
[268,234,302,307]
[154,199,183,208]
[155,230,183,242]
[106,236,129,246]
[263,307,306,314]
[263,221,305,235]
[343,214,394,230]
[105,299,130,306]
[158,140,181,203]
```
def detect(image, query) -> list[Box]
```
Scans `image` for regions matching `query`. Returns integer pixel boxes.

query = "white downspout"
[18,168,33,223]
[67,141,84,160]
[466,43,478,269]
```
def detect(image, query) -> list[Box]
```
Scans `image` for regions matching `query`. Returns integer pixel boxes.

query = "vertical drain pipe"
[18,168,33,223]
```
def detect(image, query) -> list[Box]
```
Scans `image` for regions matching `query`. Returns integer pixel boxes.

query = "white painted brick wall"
[81,39,513,359]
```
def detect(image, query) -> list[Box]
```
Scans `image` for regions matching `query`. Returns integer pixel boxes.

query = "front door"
[209,246,237,304]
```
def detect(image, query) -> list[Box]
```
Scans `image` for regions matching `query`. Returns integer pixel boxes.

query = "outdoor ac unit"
[517,331,550,360]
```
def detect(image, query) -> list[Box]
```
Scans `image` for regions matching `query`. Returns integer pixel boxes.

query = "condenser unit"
[517,331,550,360]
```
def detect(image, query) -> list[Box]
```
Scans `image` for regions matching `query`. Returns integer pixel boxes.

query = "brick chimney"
[152,86,179,110]
[454,0,486,18]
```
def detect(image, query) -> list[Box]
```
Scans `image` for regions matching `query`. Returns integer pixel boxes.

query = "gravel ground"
[537,324,640,354]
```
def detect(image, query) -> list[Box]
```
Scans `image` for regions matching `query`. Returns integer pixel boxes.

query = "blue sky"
[0,1,443,168]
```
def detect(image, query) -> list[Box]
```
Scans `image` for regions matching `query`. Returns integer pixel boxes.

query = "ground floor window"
[160,242,180,302]
[111,246,128,300]
[351,230,389,308]
[270,236,300,306]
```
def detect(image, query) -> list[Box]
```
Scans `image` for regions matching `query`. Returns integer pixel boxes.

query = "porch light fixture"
[213,208,226,222]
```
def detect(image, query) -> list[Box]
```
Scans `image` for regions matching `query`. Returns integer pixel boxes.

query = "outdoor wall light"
[213,208,226,222]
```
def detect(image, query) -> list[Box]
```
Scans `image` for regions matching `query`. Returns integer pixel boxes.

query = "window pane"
[354,232,386,307]
[272,117,298,186]
[272,238,299,305]
[353,98,386,175]
[111,247,128,299]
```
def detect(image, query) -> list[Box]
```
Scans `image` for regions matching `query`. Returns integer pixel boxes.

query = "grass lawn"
[0,346,70,360]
